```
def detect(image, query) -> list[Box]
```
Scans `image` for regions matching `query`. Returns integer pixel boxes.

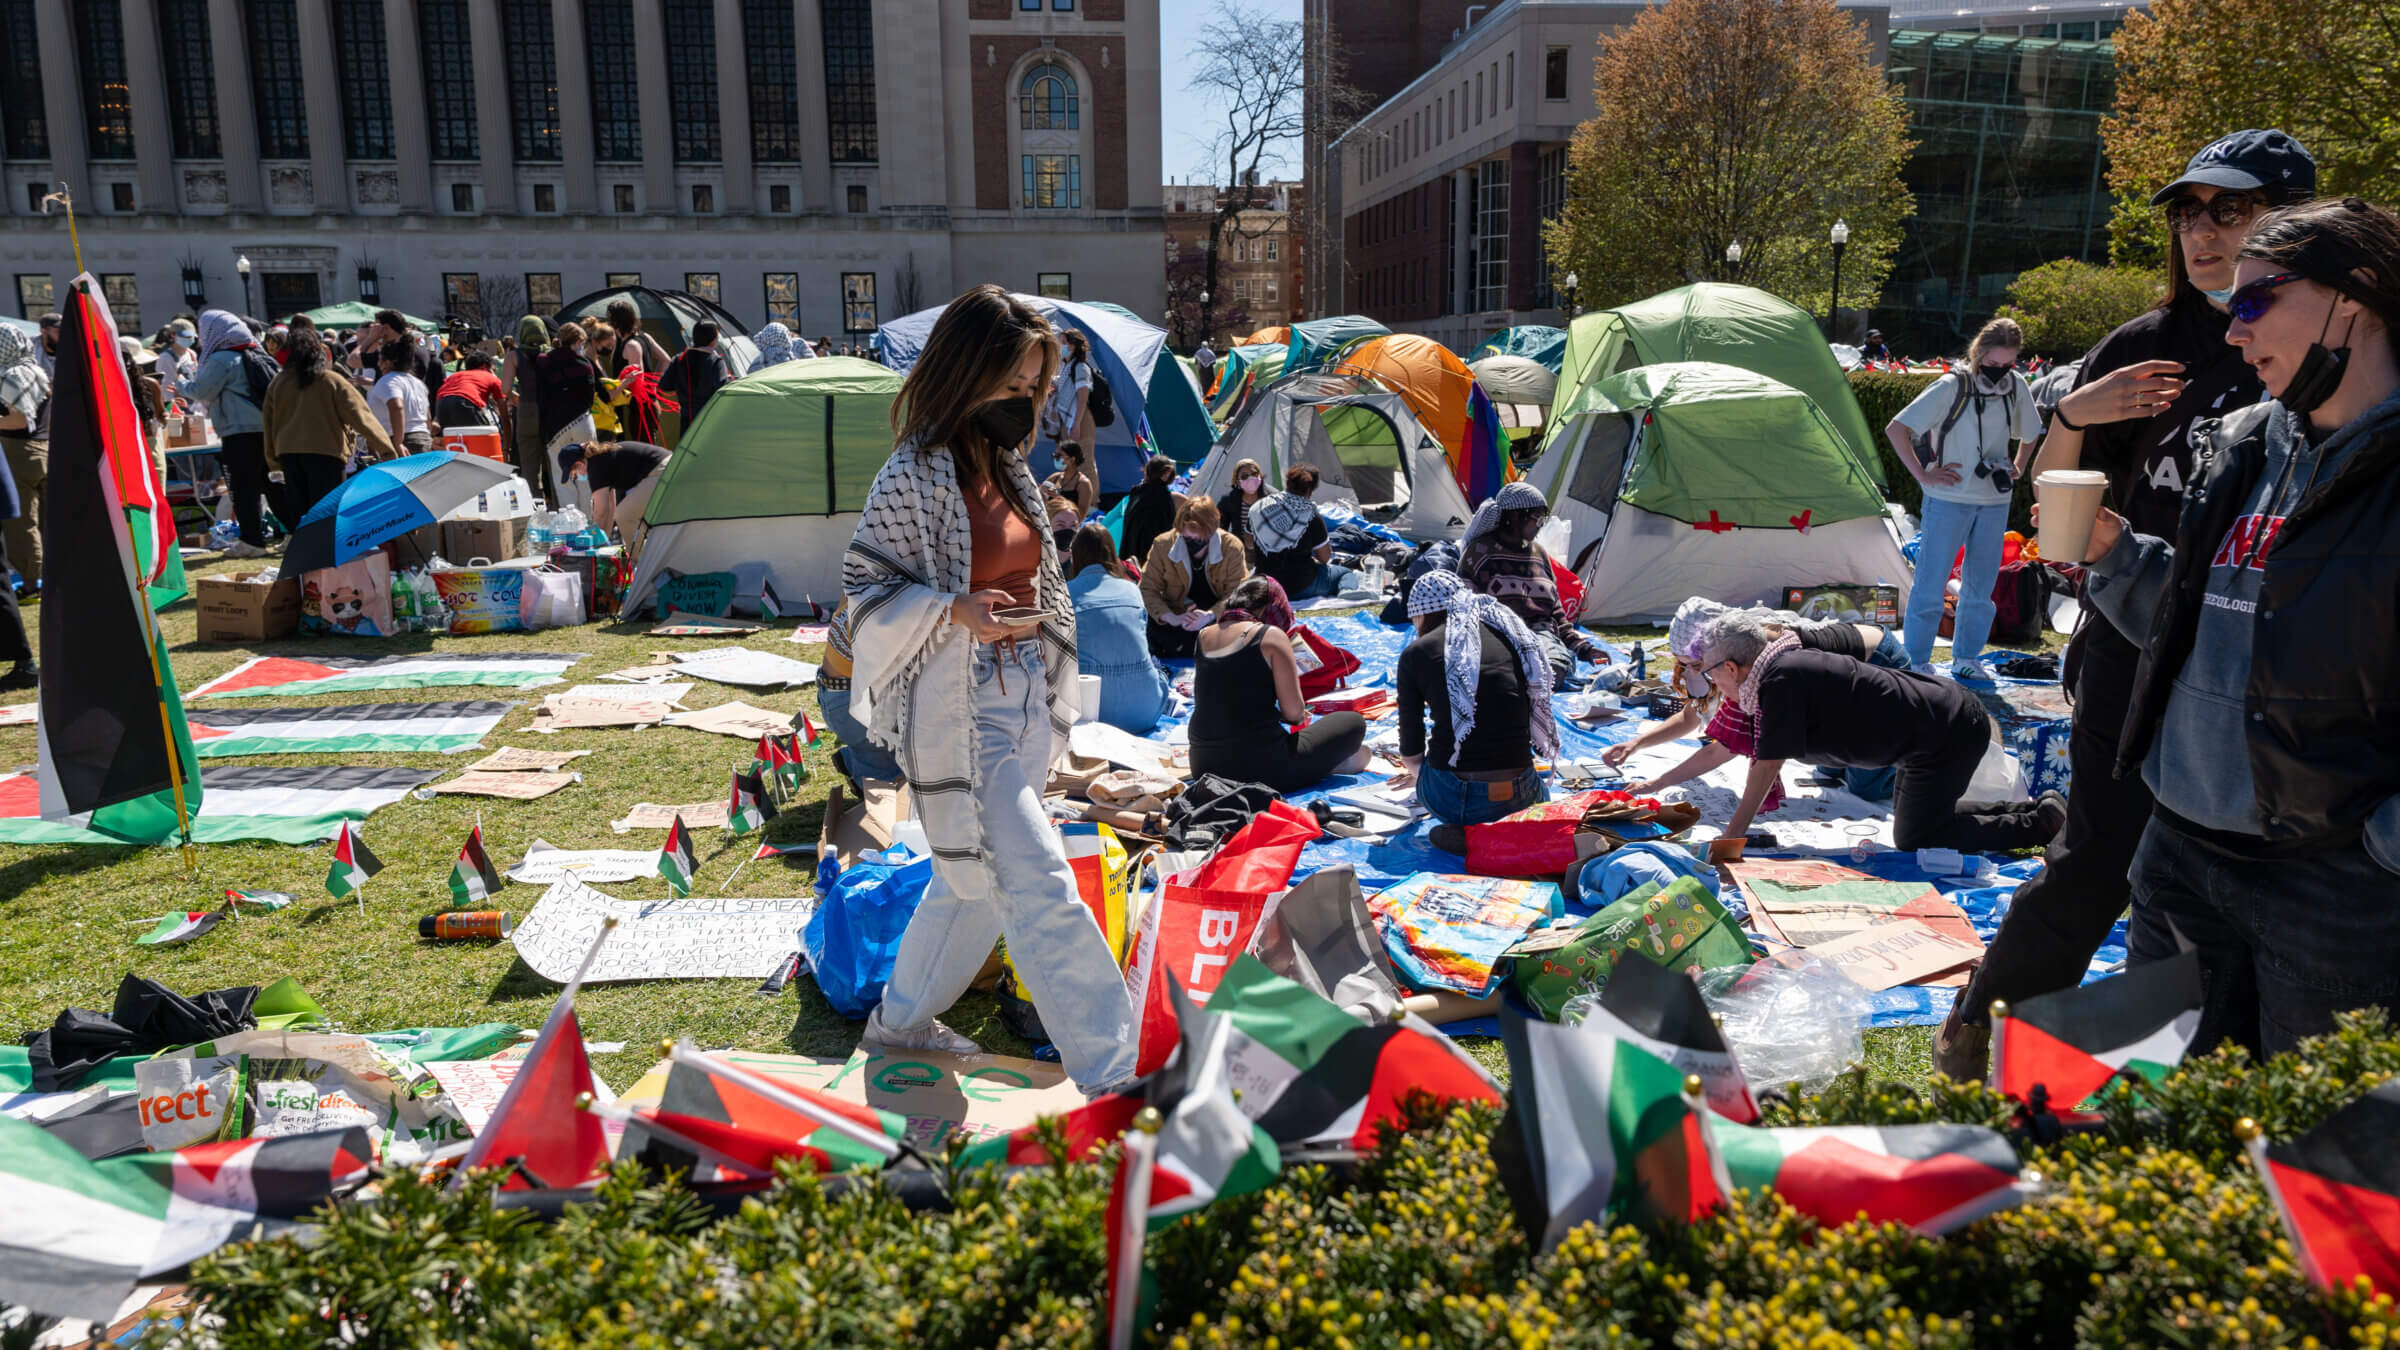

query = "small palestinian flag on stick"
[223,888,297,913]
[758,578,784,621]
[449,824,506,906]
[1707,1117,2031,1235]
[751,734,792,798]
[727,768,775,835]
[794,712,821,748]
[778,732,810,792]
[2242,1083,2400,1294]
[657,813,698,897]
[136,911,222,946]
[1991,949,2202,1110]
[323,821,383,914]
[1578,950,1759,1123]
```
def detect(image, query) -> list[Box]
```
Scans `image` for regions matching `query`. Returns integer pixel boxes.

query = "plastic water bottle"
[527,509,556,552]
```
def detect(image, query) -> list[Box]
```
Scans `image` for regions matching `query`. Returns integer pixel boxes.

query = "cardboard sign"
[1805,919,1985,992]
[663,701,801,740]
[616,1045,1081,1153]
[509,839,665,884]
[467,747,592,773]
[1069,721,1185,776]
[670,647,820,690]
[434,769,578,800]
[651,613,764,637]
[0,702,31,726]
[532,693,679,732]
[510,877,820,983]
[654,571,738,619]
[424,1057,615,1136]
[610,800,731,833]
[815,782,911,872]
[783,624,832,645]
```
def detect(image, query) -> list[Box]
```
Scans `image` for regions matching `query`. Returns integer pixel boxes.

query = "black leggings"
[1890,711,2055,853]
[218,431,285,545]
[1190,711,1368,795]
[280,454,349,522]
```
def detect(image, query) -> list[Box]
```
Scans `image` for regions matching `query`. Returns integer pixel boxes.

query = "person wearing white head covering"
[0,324,49,593]
[1394,566,1559,850]
[1458,479,1607,677]
[748,321,811,373]
[0,325,38,668]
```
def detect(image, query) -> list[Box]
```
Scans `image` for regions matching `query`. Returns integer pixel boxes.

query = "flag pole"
[1108,1106,1164,1350]
[2236,1116,2323,1289]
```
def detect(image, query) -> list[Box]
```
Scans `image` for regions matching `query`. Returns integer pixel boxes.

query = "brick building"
[1163,177,1304,348]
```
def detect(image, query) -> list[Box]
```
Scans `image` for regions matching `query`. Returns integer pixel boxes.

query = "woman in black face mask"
[2053,197,2400,1061]
[839,284,1140,1096]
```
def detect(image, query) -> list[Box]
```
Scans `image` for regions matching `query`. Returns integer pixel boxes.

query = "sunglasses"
[2165,191,2266,233]
[2226,272,2310,324]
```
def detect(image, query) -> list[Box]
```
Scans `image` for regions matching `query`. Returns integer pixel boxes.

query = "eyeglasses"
[2166,192,2266,233]
[2226,272,2310,324]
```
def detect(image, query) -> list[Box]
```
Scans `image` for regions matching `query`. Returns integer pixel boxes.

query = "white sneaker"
[859,1007,982,1057]
[1950,660,1993,683]
[220,539,270,559]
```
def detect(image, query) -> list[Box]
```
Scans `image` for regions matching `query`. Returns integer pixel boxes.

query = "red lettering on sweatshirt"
[2209,514,2286,572]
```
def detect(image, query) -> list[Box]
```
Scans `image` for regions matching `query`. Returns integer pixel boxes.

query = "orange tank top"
[965,471,1042,609]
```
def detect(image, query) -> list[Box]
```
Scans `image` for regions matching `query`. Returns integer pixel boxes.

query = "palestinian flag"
[0,765,439,847]
[794,712,821,747]
[324,821,383,901]
[1578,951,1759,1124]
[1708,1118,2030,1235]
[1497,1008,1729,1248]
[758,578,784,620]
[958,1091,1150,1171]
[184,701,511,758]
[751,733,789,786]
[450,825,505,906]
[2247,1079,2400,1293]
[750,839,815,864]
[657,814,698,895]
[1206,955,1499,1157]
[0,1116,371,1321]
[224,888,298,912]
[136,911,222,946]
[1992,950,2202,1109]
[777,732,810,791]
[34,278,201,845]
[727,768,775,835]
[452,995,609,1193]
[623,1043,906,1182]
[188,651,582,700]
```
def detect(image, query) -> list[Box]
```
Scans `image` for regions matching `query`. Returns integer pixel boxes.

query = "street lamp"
[1724,240,1744,281]
[1560,270,1580,319]
[236,253,253,319]
[1199,289,1211,346]
[1825,219,1850,337]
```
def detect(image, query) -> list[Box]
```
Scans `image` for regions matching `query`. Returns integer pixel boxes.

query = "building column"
[552,0,597,212]
[206,0,261,210]
[32,0,88,207]
[384,0,432,212]
[468,0,516,211]
[713,0,754,213]
[295,0,349,211]
[792,0,829,212]
[634,0,674,211]
[119,0,178,213]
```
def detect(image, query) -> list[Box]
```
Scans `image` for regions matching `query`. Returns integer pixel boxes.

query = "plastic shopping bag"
[802,852,935,1019]
[519,565,584,631]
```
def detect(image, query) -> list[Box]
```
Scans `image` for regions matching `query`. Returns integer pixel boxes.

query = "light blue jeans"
[1905,496,2012,669]
[815,684,903,785]
[873,640,1138,1090]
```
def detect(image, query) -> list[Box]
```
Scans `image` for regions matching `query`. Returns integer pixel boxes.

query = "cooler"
[441,424,507,461]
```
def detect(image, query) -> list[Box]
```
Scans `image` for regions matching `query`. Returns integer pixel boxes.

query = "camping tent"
[1240,325,1291,349]
[1521,361,1911,623]
[292,302,441,333]
[1469,324,1568,373]
[1188,371,1475,541]
[1469,354,1558,464]
[1336,333,1511,507]
[624,357,903,616]
[553,284,760,373]
[1081,301,1218,464]
[874,293,1172,492]
[1209,342,1288,422]
[1284,315,1390,370]
[1546,284,1884,490]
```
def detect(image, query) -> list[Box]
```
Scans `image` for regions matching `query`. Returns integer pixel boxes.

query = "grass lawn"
[2,558,1974,1091]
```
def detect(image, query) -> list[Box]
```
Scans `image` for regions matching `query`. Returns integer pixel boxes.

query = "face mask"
[972,395,1036,450]
[1238,475,1262,493]
[1182,531,1208,545]
[1978,362,2013,384]
[2202,284,2238,307]
[1680,664,1712,698]
[2279,301,2355,417]
[174,334,193,348]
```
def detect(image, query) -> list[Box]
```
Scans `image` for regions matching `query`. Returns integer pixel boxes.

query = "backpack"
[238,347,278,407]
[1910,373,2017,475]
[1085,361,1116,428]
[1986,559,2078,647]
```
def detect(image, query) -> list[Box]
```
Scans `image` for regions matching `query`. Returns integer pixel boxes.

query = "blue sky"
[1159,0,1307,186]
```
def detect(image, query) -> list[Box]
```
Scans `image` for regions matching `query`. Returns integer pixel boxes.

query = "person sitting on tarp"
[1458,481,1609,679]
[1248,463,1362,601]
[1188,577,1370,794]
[1067,524,1172,733]
[559,440,671,553]
[1662,610,2064,863]
[1605,596,1909,802]
[1119,454,1180,567]
[814,598,902,793]
[1390,569,1554,854]
[1138,494,1248,659]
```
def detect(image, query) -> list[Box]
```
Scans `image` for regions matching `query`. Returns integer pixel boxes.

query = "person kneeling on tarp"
[1390,569,1555,854]
[1662,611,2064,863]
[1188,578,1370,794]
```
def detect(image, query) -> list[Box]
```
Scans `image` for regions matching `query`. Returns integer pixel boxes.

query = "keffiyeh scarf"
[1248,491,1316,555]
[750,322,805,372]
[197,309,254,360]
[1443,589,1559,768]
[1460,480,1549,551]
[1736,632,1803,718]
[0,326,46,424]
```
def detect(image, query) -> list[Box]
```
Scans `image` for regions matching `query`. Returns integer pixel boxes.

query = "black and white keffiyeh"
[1460,480,1549,552]
[1248,491,1316,555]
[1441,587,1559,768]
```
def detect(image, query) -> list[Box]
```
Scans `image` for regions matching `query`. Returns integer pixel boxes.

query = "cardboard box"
[193,570,300,643]
[1784,583,1900,628]
[383,522,442,570]
[441,516,530,566]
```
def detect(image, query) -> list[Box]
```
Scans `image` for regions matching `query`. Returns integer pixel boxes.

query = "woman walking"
[261,328,393,519]
[842,285,1136,1094]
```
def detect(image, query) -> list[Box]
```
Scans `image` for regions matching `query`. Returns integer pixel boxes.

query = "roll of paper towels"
[1076,673,1102,724]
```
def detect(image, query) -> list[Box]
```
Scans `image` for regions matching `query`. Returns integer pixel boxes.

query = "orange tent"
[1241,325,1291,348]
[1339,333,1514,501]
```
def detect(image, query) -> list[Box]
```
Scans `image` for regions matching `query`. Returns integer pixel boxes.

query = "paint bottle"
[419,911,513,940]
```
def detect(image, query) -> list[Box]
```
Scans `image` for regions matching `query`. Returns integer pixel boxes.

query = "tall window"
[0,1,43,158]
[584,0,640,162]
[763,272,799,328]
[1474,160,1509,311]
[684,272,721,303]
[744,0,800,163]
[156,0,219,157]
[333,0,393,158]
[1022,154,1080,209]
[663,0,718,163]
[16,274,54,319]
[501,0,560,161]
[78,0,134,159]
[1534,147,1567,307]
[1544,46,1568,101]
[246,0,306,158]
[1019,63,1077,130]
[821,0,877,164]
[526,273,562,312]
[419,0,477,160]
[100,273,139,328]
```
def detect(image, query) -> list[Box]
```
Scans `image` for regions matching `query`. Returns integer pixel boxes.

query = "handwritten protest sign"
[1804,918,1984,992]
[508,839,663,884]
[510,877,818,983]
[650,613,764,637]
[654,571,738,618]
[663,701,801,740]
[616,1045,1081,1152]
[467,746,591,773]
[433,769,578,800]
[610,800,730,832]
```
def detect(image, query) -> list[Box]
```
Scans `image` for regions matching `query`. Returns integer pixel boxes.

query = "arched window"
[1019,62,1077,131]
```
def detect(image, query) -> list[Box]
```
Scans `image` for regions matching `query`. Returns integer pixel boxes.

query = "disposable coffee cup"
[2035,470,2110,563]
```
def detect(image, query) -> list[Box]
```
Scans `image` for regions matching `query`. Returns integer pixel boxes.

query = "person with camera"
[1884,317,2039,681]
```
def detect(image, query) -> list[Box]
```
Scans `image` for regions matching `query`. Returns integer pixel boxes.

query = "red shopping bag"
[1464,789,1608,877]
[1185,800,1322,893]
[1123,882,1279,1076]
[1292,623,1363,698]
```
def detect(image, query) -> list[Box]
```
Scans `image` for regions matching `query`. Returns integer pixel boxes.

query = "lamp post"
[236,253,253,319]
[1724,240,1743,282]
[1825,219,1849,337]
[1199,289,1211,347]
[1560,270,1580,319]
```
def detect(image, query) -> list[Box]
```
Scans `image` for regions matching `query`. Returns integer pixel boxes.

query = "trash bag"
[1162,775,1280,853]
[802,852,935,1019]
[25,975,264,1091]
[1695,953,1878,1093]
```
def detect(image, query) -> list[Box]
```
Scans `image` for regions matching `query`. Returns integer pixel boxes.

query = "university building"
[0,0,1164,336]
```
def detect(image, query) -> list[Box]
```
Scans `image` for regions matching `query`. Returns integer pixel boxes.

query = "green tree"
[1992,259,2164,358]
[1543,0,1914,319]
[2103,0,2400,267]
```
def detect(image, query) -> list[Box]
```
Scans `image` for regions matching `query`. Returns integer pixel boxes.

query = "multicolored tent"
[1283,315,1389,371]
[1469,324,1568,373]
[1189,372,1475,540]
[1335,333,1512,507]
[1207,342,1289,423]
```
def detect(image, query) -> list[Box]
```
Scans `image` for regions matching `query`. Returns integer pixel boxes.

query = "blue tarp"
[1469,325,1569,373]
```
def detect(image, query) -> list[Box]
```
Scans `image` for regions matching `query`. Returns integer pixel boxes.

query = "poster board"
[510,877,818,983]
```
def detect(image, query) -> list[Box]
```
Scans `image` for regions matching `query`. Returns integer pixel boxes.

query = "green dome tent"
[1546,283,1884,490]
[1520,361,1910,622]
[292,301,440,333]
[624,357,904,616]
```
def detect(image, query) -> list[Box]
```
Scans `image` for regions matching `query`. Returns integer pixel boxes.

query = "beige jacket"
[1139,529,1248,620]
[263,368,396,467]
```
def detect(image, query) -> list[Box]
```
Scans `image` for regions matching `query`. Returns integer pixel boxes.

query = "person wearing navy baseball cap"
[1936,128,2318,1082]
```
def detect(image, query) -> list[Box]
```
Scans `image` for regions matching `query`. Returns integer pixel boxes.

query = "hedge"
[1848,370,2037,537]
[136,1010,2400,1349]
